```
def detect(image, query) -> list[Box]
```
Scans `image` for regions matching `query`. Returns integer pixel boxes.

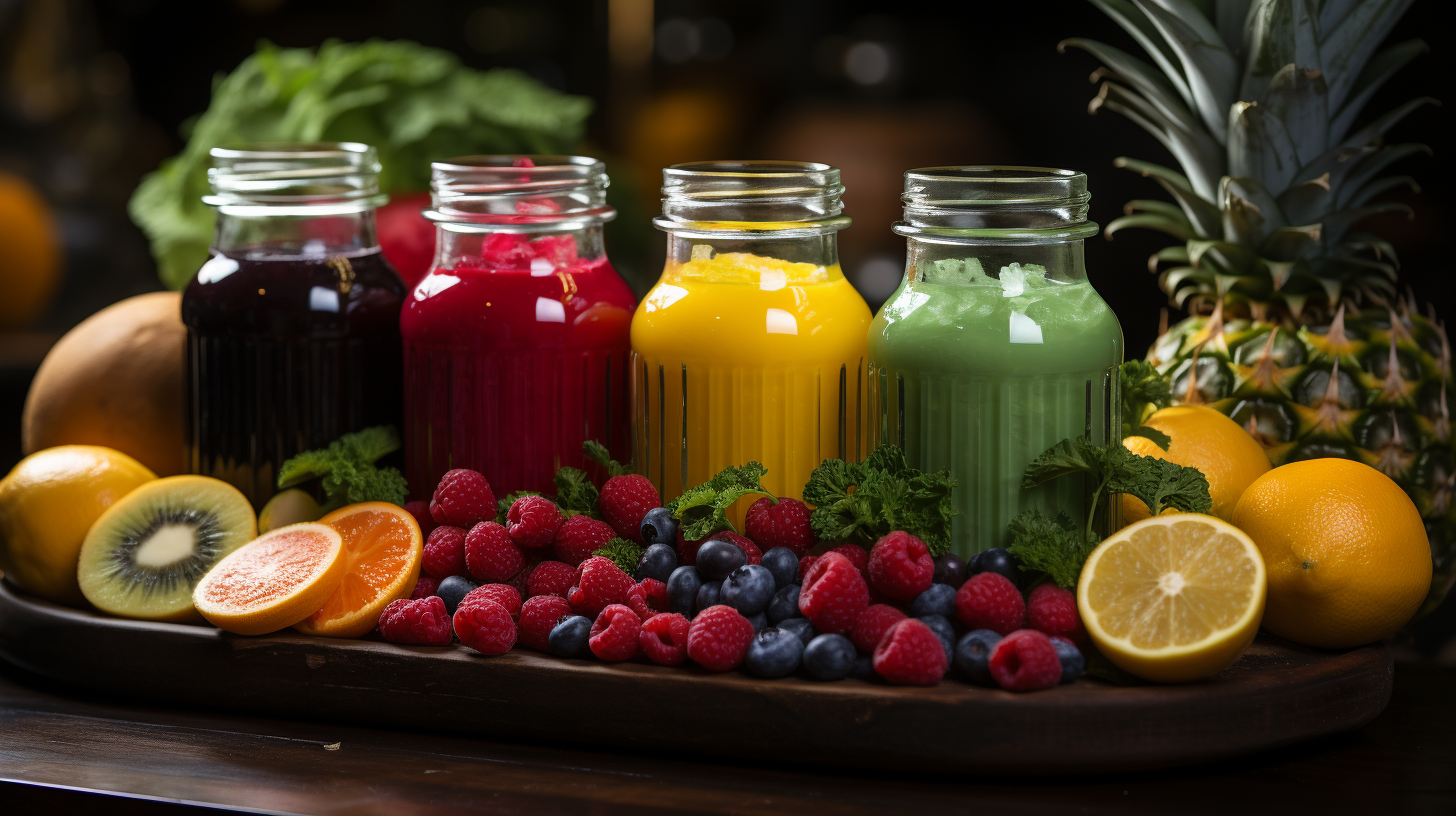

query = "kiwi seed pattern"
[102,508,225,597]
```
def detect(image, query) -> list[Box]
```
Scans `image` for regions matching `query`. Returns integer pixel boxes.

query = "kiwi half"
[78,475,257,621]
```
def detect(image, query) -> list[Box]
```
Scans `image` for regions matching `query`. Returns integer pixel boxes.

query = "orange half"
[193,523,345,636]
[294,502,423,639]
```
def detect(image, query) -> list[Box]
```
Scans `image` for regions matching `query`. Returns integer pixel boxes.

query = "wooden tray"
[0,581,1393,774]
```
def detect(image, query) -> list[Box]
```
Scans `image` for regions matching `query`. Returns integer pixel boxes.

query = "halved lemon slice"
[1078,514,1266,683]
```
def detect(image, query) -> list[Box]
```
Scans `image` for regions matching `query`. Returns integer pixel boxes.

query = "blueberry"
[802,633,857,681]
[745,628,804,678]
[917,614,956,665]
[1049,636,1085,684]
[766,584,801,623]
[666,566,703,614]
[747,611,768,631]
[694,579,721,614]
[760,546,800,589]
[548,615,592,658]
[909,583,957,619]
[696,538,748,580]
[636,543,678,583]
[933,553,968,587]
[435,575,478,615]
[640,507,678,546]
[720,564,775,615]
[954,629,1002,686]
[778,617,817,646]
[850,655,879,682]
[969,547,1021,585]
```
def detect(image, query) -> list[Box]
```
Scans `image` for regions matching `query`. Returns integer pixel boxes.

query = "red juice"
[401,232,635,498]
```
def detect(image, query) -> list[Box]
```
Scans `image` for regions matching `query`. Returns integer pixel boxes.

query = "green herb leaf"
[129,39,593,289]
[1106,451,1213,516]
[277,426,407,513]
[593,538,645,575]
[583,439,632,477]
[1120,360,1173,450]
[803,445,956,556]
[553,467,599,518]
[667,462,771,540]
[1021,437,1101,488]
[1005,510,1098,589]
[495,490,542,524]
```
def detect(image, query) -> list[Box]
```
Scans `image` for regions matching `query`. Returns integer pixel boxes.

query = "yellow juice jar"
[631,162,871,514]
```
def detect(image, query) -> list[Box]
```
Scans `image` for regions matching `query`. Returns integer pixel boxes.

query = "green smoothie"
[869,259,1123,557]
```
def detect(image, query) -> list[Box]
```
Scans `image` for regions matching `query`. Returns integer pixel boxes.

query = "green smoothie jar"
[869,167,1123,558]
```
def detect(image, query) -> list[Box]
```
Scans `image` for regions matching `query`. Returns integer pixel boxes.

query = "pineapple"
[1065,0,1452,614]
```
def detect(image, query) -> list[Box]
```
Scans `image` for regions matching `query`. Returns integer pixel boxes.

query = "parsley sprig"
[802,445,957,556]
[277,426,408,512]
[666,462,773,540]
[1120,360,1173,450]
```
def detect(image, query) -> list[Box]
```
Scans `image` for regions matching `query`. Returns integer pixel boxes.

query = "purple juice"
[182,248,405,506]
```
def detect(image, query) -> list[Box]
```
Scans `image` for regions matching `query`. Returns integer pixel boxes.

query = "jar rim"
[204,141,385,215]
[896,165,1096,243]
[656,160,849,238]
[425,154,615,233]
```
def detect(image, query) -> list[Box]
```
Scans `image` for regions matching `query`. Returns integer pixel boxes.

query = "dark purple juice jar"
[183,143,405,506]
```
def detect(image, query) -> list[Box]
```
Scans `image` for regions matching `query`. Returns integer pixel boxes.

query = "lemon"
[1122,405,1271,524]
[1232,458,1430,649]
[0,446,156,605]
[1078,514,1266,682]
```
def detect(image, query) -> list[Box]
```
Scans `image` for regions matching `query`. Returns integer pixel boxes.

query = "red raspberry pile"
[374,466,1087,693]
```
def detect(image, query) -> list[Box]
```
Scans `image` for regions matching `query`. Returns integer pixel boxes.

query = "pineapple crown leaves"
[1067,0,1435,324]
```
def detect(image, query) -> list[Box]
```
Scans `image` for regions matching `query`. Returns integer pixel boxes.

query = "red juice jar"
[401,156,635,497]
[184,143,405,506]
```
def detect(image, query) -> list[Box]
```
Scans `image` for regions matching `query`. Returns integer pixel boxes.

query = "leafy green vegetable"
[553,467,600,518]
[1010,435,1211,588]
[593,538,645,575]
[583,440,632,477]
[802,445,957,556]
[1120,360,1173,450]
[277,426,408,512]
[495,490,542,524]
[666,462,772,541]
[129,39,593,289]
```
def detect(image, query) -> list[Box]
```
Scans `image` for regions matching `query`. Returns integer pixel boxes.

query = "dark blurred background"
[0,0,1451,646]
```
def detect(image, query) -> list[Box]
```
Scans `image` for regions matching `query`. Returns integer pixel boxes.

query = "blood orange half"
[193,523,345,636]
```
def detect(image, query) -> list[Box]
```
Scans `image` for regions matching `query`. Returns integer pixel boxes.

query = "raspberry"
[599,474,660,543]
[518,595,571,652]
[744,497,814,556]
[403,500,437,537]
[1027,584,1088,647]
[717,531,762,565]
[626,578,669,621]
[409,573,441,600]
[850,603,907,654]
[988,629,1063,691]
[686,605,755,671]
[453,599,516,655]
[955,572,1026,636]
[422,525,468,579]
[798,551,870,635]
[526,560,576,598]
[638,612,691,665]
[872,619,949,685]
[799,555,817,581]
[460,583,522,619]
[377,596,451,646]
[430,469,496,528]
[868,531,935,601]
[553,515,616,566]
[567,556,635,616]
[506,495,563,549]
[588,604,641,662]
[464,521,524,583]
[826,544,869,580]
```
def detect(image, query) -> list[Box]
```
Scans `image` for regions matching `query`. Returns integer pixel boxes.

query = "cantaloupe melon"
[23,292,186,476]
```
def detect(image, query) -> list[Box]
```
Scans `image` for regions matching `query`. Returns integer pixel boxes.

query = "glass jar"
[632,161,872,514]
[184,142,406,507]
[869,167,1123,558]
[401,156,635,498]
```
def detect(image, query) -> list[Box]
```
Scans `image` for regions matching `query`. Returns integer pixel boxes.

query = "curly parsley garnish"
[277,426,408,512]
[802,445,957,556]
[666,462,773,540]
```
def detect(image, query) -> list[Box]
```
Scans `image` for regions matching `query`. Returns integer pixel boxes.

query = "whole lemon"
[0,446,156,606]
[1232,459,1431,649]
[1123,405,1271,523]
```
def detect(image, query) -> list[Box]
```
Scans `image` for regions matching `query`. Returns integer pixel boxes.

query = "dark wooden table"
[1,660,1452,816]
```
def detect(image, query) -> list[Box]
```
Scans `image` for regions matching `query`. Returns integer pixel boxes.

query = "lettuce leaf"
[129,39,593,289]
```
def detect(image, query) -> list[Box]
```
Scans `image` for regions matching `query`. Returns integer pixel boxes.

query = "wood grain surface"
[0,581,1394,774]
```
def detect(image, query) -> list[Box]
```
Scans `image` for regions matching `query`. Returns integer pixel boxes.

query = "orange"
[1122,405,1271,524]
[193,523,346,636]
[294,502,423,639]
[1232,459,1431,648]
[0,172,61,329]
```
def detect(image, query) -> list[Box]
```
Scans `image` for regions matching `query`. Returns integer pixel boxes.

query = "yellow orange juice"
[631,250,871,515]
